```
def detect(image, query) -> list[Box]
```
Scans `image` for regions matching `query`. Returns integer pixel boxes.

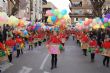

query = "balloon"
[61,9,67,15]
[84,21,89,26]
[96,17,101,23]
[100,18,104,23]
[8,16,19,26]
[23,30,28,35]
[58,14,63,19]
[51,16,57,22]
[108,19,110,23]
[101,25,105,29]
[61,19,65,24]
[54,27,59,31]
[104,18,108,23]
[104,23,109,27]
[47,16,52,23]
[0,12,9,25]
[51,9,55,14]
[54,9,60,16]
[105,13,110,19]
[56,20,60,26]
[18,19,24,27]
[85,18,89,21]
[88,18,93,23]
[46,10,54,16]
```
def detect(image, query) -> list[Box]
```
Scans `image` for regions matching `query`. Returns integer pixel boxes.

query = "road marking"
[40,54,50,70]
[0,63,13,72]
[44,71,49,73]
[19,66,32,73]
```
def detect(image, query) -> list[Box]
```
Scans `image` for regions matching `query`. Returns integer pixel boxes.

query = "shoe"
[51,67,54,70]
[103,62,105,66]
[106,65,109,68]
[55,65,57,68]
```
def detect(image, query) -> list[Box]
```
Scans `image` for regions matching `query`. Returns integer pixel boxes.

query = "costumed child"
[28,33,34,50]
[46,31,61,70]
[88,38,97,62]
[34,32,38,48]
[20,38,24,54]
[102,36,110,67]
[5,36,15,62]
[37,33,43,47]
[81,34,89,56]
[0,42,7,64]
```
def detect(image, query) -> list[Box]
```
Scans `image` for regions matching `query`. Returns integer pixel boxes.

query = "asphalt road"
[2,37,110,73]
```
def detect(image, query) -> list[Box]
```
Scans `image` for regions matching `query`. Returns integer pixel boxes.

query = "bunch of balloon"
[0,12,9,26]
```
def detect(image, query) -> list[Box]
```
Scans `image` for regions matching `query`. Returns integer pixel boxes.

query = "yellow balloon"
[56,21,60,26]
[47,16,52,23]
[101,25,105,29]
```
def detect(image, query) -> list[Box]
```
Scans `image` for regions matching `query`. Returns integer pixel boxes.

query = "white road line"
[0,63,13,72]
[40,54,50,70]
[19,66,32,73]
[44,71,49,73]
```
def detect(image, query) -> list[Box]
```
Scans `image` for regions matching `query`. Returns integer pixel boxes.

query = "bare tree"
[9,0,20,15]
[90,0,105,17]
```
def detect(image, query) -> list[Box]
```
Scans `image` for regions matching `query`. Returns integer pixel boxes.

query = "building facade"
[42,2,54,22]
[69,0,93,23]
[0,0,8,13]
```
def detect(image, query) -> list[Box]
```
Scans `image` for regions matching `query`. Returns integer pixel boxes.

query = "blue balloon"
[54,27,59,31]
[61,9,67,15]
[24,30,28,35]
[51,16,57,22]
[100,18,104,23]
[35,25,41,30]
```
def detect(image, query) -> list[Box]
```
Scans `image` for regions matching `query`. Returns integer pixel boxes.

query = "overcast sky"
[47,0,71,13]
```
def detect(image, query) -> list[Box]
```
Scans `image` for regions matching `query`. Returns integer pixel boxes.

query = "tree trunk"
[11,0,20,15]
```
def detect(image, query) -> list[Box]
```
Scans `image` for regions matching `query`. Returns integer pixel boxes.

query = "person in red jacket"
[89,38,97,62]
[46,31,61,70]
[102,36,110,67]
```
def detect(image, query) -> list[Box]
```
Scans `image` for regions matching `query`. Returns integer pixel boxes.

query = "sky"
[47,0,71,13]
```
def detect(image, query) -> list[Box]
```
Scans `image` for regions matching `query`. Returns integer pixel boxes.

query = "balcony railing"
[69,13,93,17]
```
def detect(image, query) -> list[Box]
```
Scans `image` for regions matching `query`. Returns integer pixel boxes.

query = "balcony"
[69,13,93,17]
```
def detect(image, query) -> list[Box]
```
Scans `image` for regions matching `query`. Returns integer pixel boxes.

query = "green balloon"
[0,50,5,57]
[58,14,63,19]
[87,48,91,52]
[59,44,64,51]
[104,23,109,27]
[99,48,104,52]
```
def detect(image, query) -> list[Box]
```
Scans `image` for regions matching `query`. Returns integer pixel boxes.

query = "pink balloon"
[88,19,93,23]
[104,18,108,23]
[46,10,54,16]
[84,21,89,26]
[61,19,65,24]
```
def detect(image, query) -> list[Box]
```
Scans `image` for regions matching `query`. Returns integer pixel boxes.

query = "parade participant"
[28,33,34,50]
[37,33,43,47]
[0,26,3,43]
[102,35,110,67]
[46,31,61,70]
[81,33,89,56]
[34,32,38,48]
[5,34,15,62]
[59,31,66,47]
[20,38,24,54]
[88,38,97,62]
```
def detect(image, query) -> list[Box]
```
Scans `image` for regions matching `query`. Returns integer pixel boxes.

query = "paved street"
[2,37,110,73]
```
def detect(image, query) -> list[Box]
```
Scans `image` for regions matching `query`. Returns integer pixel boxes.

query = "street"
[2,37,110,73]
